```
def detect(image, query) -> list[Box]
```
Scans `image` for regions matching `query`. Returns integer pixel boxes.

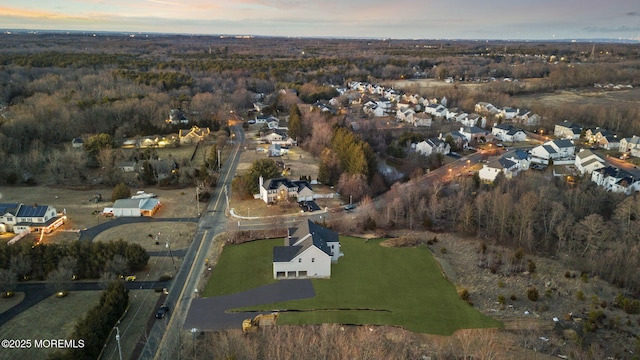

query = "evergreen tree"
[111,182,131,202]
[288,104,302,141]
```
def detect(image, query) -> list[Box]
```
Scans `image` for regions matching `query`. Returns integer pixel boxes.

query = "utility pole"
[115,325,123,360]
[166,241,177,272]
[196,186,200,216]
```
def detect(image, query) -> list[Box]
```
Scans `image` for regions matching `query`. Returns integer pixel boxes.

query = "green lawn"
[204,237,502,335]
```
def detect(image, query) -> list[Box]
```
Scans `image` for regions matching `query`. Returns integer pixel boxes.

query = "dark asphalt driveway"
[78,217,198,241]
[184,279,315,331]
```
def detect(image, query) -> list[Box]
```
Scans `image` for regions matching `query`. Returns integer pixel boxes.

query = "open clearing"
[204,236,501,335]
[0,291,101,360]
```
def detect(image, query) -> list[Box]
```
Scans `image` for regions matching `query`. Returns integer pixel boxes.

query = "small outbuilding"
[111,198,161,217]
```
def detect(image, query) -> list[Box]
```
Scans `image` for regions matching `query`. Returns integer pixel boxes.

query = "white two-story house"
[273,220,343,279]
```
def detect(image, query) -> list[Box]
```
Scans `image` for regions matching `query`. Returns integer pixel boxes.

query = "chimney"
[259,176,264,187]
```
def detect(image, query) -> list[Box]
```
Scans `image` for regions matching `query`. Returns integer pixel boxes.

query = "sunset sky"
[1,0,639,40]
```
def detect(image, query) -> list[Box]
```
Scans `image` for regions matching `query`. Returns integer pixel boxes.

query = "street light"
[191,328,198,357]
[115,325,123,360]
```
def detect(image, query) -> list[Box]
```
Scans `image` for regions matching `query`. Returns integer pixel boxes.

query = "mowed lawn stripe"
[206,236,501,335]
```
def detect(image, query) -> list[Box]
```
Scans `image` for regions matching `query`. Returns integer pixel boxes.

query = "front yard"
[204,236,502,335]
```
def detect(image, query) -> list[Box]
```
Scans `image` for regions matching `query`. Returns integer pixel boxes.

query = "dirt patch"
[93,222,196,251]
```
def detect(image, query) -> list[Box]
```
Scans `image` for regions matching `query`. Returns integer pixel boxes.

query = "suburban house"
[585,127,614,144]
[143,159,179,181]
[575,149,606,175]
[491,123,526,142]
[478,157,519,183]
[259,177,314,204]
[475,102,499,115]
[499,107,518,120]
[266,117,280,129]
[415,138,451,157]
[456,113,485,128]
[166,109,189,125]
[178,126,211,145]
[396,108,416,123]
[619,136,640,158]
[598,135,620,150]
[273,220,343,279]
[0,203,63,234]
[554,120,582,140]
[460,126,493,144]
[502,149,531,171]
[530,139,575,161]
[411,112,432,127]
[106,198,162,217]
[446,130,468,149]
[268,143,289,157]
[591,166,640,194]
[425,103,448,118]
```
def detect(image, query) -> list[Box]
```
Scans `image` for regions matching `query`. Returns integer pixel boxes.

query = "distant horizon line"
[1,28,639,44]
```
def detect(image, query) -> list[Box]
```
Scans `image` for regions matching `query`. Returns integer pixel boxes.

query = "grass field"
[204,237,502,335]
[0,291,102,360]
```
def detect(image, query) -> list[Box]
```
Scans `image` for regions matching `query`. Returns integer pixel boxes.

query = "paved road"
[144,125,245,360]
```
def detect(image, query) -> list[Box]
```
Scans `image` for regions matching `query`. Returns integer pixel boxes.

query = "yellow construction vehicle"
[242,313,279,333]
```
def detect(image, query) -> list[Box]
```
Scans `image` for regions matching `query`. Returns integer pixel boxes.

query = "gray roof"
[263,178,312,193]
[542,145,557,154]
[113,199,142,209]
[553,139,574,148]
[273,220,338,262]
[503,149,529,160]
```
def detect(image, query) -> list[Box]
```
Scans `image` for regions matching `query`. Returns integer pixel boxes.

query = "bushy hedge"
[49,281,129,360]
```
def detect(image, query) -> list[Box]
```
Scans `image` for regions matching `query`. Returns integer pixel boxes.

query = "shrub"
[458,288,470,301]
[497,280,504,288]
[576,290,585,301]
[527,286,539,302]
[580,272,589,283]
[440,247,447,254]
[497,294,506,305]
[159,275,172,282]
[510,294,517,301]
[527,260,536,273]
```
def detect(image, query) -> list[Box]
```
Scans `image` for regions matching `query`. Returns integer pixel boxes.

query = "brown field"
[513,87,640,106]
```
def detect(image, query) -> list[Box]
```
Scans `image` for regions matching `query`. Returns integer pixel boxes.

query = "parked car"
[156,304,170,319]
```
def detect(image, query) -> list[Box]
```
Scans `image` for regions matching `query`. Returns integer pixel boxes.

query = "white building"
[273,220,343,279]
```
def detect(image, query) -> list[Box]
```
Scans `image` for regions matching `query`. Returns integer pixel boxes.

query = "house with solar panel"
[273,220,343,279]
[0,203,63,234]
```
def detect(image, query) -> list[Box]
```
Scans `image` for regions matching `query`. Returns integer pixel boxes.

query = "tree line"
[0,239,149,282]
[345,171,640,296]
